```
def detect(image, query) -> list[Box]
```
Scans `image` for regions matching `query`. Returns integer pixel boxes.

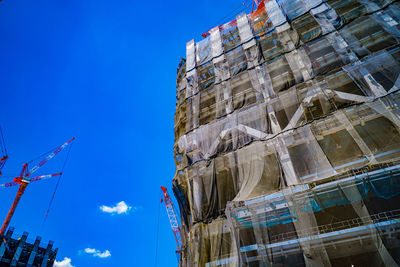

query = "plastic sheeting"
[174,0,400,266]
[225,165,400,266]
[182,217,237,267]
[178,51,400,163]
[175,93,400,265]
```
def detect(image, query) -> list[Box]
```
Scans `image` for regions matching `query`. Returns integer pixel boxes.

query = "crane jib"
[27,137,74,176]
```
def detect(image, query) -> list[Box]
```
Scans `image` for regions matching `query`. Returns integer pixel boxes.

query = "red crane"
[0,137,75,236]
[161,186,182,260]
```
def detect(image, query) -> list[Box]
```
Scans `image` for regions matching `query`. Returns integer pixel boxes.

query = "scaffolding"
[173,0,400,266]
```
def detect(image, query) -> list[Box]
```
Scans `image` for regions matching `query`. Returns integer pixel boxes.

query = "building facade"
[173,0,400,266]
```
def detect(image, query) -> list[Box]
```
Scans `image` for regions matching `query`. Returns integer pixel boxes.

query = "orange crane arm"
[0,182,27,236]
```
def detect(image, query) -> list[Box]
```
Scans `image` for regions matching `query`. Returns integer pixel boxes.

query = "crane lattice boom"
[161,186,182,258]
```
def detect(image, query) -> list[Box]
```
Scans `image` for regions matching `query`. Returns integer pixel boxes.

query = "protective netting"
[226,164,400,266]
[181,217,237,267]
[174,0,400,266]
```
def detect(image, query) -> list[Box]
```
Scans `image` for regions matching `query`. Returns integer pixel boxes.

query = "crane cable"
[41,141,74,227]
[213,0,252,28]
[27,144,60,165]
[154,191,162,267]
[0,126,7,156]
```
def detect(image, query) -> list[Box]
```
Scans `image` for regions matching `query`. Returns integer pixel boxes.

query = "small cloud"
[96,250,111,258]
[84,247,111,258]
[54,257,74,267]
[84,248,97,254]
[99,201,132,215]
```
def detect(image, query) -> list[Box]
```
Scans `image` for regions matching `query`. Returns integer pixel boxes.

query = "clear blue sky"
[0,0,252,266]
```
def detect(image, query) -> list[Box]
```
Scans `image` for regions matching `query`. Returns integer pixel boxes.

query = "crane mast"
[0,182,28,236]
[161,186,182,260]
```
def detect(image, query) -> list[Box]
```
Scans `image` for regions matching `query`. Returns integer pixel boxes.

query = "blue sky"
[0,0,252,266]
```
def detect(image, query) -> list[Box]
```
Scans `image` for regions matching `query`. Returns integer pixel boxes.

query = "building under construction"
[172,0,400,266]
[0,227,57,267]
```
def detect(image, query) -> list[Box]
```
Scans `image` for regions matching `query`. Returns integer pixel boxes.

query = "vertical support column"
[215,83,225,118]
[191,94,200,130]
[249,208,272,267]
[186,39,197,98]
[240,14,301,185]
[343,59,388,97]
[236,13,255,49]
[222,81,233,115]
[186,40,199,131]
[40,240,54,267]
[237,11,268,112]
[210,27,228,82]
[26,236,41,267]
[369,99,400,129]
[249,53,300,186]
[287,193,332,267]
[211,26,232,118]
[371,11,400,42]
[225,202,241,267]
[357,0,380,13]
[264,0,287,30]
[183,167,196,229]
[285,49,312,83]
[0,227,14,260]
[273,135,299,186]
[192,173,203,222]
[49,248,58,266]
[334,110,377,164]
[10,231,28,267]
[340,183,399,267]
[248,68,267,103]
[310,4,340,35]
[326,31,358,65]
[237,12,258,69]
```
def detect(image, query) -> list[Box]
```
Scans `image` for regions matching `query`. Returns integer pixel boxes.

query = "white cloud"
[84,247,112,258]
[99,201,132,214]
[54,257,74,267]
[84,248,96,254]
[96,250,111,258]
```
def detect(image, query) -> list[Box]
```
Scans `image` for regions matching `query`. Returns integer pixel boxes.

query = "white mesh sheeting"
[343,51,400,97]
[234,142,281,201]
[210,27,224,63]
[265,0,287,27]
[186,217,237,267]
[236,13,256,49]
[196,37,213,65]
[176,2,400,266]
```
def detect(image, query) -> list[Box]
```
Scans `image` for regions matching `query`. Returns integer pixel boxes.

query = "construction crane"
[160,186,182,261]
[0,127,8,176]
[0,137,75,236]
